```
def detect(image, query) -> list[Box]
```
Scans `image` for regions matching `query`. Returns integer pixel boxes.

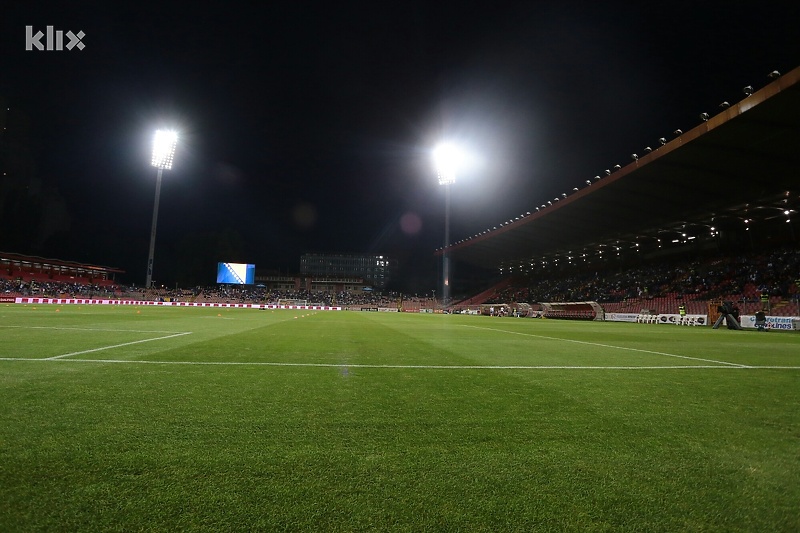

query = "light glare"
[152,130,178,170]
[433,143,461,185]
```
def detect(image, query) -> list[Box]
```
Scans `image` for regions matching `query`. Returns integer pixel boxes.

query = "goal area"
[277,299,308,306]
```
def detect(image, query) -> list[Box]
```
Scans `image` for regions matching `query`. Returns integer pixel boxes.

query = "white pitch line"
[0,358,775,369]
[44,332,193,360]
[0,358,797,370]
[461,325,749,368]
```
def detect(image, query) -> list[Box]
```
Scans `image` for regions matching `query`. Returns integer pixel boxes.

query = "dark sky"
[2,1,798,290]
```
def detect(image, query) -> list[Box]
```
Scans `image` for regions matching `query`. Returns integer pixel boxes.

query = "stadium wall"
[7,297,341,311]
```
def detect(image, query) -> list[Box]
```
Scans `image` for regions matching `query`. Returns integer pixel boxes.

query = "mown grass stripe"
[43,332,193,360]
[462,324,749,367]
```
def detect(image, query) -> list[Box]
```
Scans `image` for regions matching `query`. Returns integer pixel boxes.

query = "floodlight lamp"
[643,147,652,154]
[768,70,781,79]
[573,187,579,191]
[152,130,178,169]
[743,85,753,96]
[586,180,592,185]
[604,169,611,176]
[700,112,710,121]
[719,101,730,109]
[631,153,638,160]
[562,193,567,198]
[673,129,683,136]
[659,137,667,145]
[593,175,601,180]
[433,143,460,185]
[613,164,621,171]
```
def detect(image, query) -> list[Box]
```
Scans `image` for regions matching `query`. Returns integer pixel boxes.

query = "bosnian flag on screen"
[216,262,255,284]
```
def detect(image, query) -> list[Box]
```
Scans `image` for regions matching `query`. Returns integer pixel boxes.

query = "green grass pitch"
[1,304,799,531]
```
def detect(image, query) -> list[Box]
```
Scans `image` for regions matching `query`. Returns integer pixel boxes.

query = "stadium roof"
[0,252,125,275]
[441,66,800,271]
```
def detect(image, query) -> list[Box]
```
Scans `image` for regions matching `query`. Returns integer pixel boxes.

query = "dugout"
[539,301,604,321]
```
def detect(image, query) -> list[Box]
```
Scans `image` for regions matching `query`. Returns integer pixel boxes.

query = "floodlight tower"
[145,129,178,289]
[433,142,460,309]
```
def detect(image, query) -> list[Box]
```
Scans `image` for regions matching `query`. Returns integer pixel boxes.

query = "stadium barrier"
[739,314,800,331]
[628,313,707,326]
[10,297,342,311]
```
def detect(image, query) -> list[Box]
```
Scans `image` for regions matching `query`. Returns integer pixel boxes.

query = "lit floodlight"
[433,142,461,185]
[152,129,178,170]
[145,128,179,289]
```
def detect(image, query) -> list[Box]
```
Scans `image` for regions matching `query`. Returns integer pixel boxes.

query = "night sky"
[2,2,798,291]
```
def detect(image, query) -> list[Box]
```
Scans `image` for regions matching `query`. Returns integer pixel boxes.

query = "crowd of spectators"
[4,248,797,313]
[1,278,118,298]
[488,247,800,308]
[1,278,428,309]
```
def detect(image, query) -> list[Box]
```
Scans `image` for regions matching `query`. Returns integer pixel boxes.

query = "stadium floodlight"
[432,141,465,309]
[151,129,178,170]
[743,85,754,96]
[433,142,461,186]
[145,129,179,289]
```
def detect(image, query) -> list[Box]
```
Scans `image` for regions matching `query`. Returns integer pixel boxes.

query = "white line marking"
[461,325,749,367]
[0,358,797,369]
[43,332,193,360]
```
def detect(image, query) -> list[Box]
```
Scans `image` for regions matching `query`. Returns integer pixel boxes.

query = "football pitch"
[1,304,798,531]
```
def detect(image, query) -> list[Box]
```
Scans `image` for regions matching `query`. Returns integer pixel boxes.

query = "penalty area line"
[43,332,193,360]
[461,325,749,368]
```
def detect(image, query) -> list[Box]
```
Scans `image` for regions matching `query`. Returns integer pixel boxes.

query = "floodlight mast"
[433,143,459,309]
[145,130,178,289]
